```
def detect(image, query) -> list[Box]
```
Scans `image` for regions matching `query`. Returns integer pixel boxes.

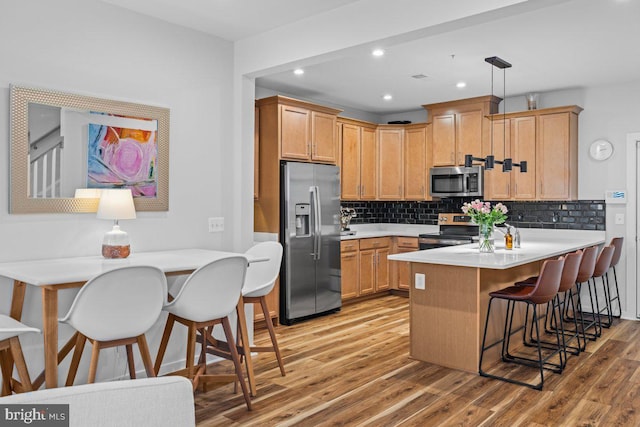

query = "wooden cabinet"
[254,106,259,200]
[377,127,404,200]
[392,237,419,291]
[338,118,378,200]
[424,96,500,167]
[311,111,338,163]
[484,106,581,201]
[359,237,390,293]
[404,124,428,200]
[340,240,359,300]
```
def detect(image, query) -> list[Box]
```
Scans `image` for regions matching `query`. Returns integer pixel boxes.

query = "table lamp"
[96,189,136,259]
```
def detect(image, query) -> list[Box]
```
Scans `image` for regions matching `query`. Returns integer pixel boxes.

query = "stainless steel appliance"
[280,161,341,325]
[419,213,479,250]
[429,165,484,198]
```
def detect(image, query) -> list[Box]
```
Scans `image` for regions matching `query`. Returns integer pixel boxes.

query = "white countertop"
[340,223,439,240]
[388,229,606,270]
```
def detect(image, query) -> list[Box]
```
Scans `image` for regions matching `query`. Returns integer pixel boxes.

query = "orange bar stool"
[479,257,564,390]
[0,315,39,395]
[607,237,624,318]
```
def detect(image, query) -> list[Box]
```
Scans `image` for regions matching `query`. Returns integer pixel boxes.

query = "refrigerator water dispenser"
[295,203,310,237]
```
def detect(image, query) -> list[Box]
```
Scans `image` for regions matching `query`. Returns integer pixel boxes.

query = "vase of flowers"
[461,200,508,253]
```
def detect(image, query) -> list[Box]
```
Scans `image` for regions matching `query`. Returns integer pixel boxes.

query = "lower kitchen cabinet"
[340,237,390,301]
[340,240,359,299]
[392,237,419,290]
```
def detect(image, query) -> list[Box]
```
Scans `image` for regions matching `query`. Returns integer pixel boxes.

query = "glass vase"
[478,223,495,253]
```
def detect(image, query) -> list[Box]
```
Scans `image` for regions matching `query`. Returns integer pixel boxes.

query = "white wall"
[0,0,236,383]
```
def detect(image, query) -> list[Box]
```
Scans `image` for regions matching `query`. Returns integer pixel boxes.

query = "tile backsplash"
[340,200,606,230]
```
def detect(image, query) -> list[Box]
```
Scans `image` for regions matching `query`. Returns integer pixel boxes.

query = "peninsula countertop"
[388,229,606,270]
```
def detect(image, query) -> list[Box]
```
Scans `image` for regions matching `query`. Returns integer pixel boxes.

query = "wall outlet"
[208,217,224,232]
[415,273,425,290]
[615,213,625,225]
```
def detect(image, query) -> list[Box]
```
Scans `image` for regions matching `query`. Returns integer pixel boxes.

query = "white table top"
[0,249,265,286]
[388,231,606,270]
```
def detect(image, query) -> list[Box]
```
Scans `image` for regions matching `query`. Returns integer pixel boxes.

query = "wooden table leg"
[10,281,27,321]
[42,288,59,389]
[236,297,256,396]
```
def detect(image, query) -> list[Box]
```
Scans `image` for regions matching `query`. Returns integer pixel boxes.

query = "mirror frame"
[10,85,170,213]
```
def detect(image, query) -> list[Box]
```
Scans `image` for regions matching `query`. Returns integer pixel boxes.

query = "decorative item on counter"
[526,93,539,110]
[514,227,521,248]
[505,226,513,250]
[96,189,137,259]
[339,207,357,231]
[461,200,508,253]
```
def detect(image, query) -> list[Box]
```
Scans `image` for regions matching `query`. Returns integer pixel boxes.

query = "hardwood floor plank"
[192,295,640,426]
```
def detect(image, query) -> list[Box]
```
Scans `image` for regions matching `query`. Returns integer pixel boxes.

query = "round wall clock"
[589,139,613,161]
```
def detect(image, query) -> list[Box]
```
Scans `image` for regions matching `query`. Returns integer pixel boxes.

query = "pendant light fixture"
[464,56,527,173]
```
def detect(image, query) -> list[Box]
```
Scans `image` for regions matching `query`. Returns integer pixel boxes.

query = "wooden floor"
[194,295,640,426]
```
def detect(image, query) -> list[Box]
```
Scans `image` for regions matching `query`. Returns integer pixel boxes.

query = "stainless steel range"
[419,213,479,250]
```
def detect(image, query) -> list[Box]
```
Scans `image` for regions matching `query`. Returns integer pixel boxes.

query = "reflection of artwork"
[87,123,157,197]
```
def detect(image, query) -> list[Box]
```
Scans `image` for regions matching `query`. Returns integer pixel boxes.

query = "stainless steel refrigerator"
[280,161,341,325]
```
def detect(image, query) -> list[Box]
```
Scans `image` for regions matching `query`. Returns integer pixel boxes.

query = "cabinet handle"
[398,185,401,196]
[450,152,454,162]
[362,185,365,196]
[507,183,510,195]
[343,253,356,258]
[515,183,518,194]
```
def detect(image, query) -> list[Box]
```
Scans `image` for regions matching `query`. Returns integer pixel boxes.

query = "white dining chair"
[153,256,252,410]
[240,242,285,376]
[0,315,40,395]
[60,266,167,385]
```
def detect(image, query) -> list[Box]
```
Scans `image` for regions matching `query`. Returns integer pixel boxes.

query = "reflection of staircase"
[29,127,63,198]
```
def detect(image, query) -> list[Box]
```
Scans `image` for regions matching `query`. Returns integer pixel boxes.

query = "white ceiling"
[99,0,640,115]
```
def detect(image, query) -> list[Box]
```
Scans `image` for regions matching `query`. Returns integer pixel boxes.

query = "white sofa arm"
[0,377,195,427]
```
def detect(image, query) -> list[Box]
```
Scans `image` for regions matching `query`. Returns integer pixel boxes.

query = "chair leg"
[236,300,257,397]
[154,314,175,376]
[0,349,13,396]
[66,334,87,386]
[87,341,101,384]
[260,296,285,377]
[221,317,252,411]
[186,323,197,386]
[9,338,32,393]
[126,344,136,380]
[611,267,622,318]
[136,335,156,378]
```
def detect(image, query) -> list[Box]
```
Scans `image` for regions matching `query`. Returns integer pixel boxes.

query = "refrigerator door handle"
[311,185,321,260]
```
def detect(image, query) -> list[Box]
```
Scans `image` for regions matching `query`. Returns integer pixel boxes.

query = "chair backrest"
[60,266,167,341]
[528,257,564,304]
[610,237,624,268]
[576,245,599,283]
[242,242,283,297]
[166,256,247,323]
[558,250,583,292]
[593,245,615,278]
[0,315,39,343]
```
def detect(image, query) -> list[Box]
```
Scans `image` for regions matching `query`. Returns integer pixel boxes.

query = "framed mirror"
[10,85,170,213]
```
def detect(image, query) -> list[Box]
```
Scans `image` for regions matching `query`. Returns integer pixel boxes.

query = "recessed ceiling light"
[372,49,385,57]
[456,81,467,88]
[293,68,304,75]
[382,94,392,101]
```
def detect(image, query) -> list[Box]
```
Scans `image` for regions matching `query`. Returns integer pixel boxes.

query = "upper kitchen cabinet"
[484,105,581,201]
[403,124,429,200]
[338,117,377,200]
[256,96,342,165]
[377,126,404,200]
[424,96,500,167]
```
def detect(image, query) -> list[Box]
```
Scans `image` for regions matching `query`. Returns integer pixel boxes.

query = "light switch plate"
[208,217,225,232]
[615,213,625,225]
[415,273,425,290]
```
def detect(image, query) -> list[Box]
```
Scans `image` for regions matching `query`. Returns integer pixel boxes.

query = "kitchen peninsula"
[388,230,605,373]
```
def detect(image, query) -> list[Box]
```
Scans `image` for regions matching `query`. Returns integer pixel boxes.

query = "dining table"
[0,248,266,392]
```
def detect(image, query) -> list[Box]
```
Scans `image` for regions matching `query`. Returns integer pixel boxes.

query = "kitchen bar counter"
[340,223,438,240]
[387,229,605,373]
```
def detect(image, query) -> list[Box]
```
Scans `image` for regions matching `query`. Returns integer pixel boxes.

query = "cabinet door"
[404,126,427,200]
[485,119,511,200]
[280,105,310,160]
[358,249,375,295]
[511,116,537,200]
[311,111,337,164]
[360,127,377,200]
[432,114,456,166]
[537,113,570,200]
[341,124,361,200]
[456,110,483,166]
[375,248,390,291]
[397,248,416,290]
[340,251,359,300]
[378,128,404,200]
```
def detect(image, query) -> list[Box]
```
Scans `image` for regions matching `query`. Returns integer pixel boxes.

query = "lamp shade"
[74,188,102,198]
[96,189,136,220]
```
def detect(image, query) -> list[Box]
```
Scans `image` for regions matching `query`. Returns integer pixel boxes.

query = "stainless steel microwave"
[429,165,484,198]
